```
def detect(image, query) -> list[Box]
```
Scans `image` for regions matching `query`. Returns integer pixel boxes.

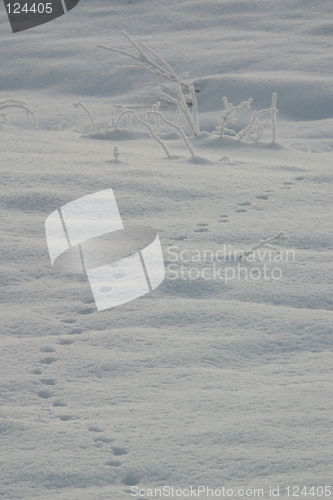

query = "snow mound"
[194,74,333,121]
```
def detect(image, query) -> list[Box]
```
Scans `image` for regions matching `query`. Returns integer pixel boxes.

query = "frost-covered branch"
[156,73,199,136]
[271,92,277,143]
[133,113,171,158]
[147,109,195,158]
[73,100,99,132]
[0,113,12,127]
[236,93,278,143]
[216,97,252,138]
[189,85,200,134]
[97,31,184,87]
[97,32,200,135]
[240,231,289,260]
[174,105,181,125]
[0,99,38,129]
[151,102,161,133]
[114,107,133,131]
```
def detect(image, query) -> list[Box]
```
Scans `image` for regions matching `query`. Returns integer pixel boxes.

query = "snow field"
[0,0,332,498]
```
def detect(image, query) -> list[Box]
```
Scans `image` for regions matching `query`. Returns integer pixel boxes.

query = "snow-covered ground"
[0,1,332,499]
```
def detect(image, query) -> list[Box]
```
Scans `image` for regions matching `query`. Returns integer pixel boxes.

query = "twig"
[73,99,99,132]
[147,110,195,158]
[133,113,171,158]
[151,102,161,133]
[114,107,133,131]
[189,85,200,134]
[240,231,289,260]
[97,31,189,88]
[236,94,277,143]
[0,99,38,129]
[216,97,252,138]
[174,105,181,125]
[156,73,198,136]
[0,113,12,127]
[271,93,277,143]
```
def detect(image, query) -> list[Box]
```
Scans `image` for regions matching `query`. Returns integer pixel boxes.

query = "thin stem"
[0,99,38,129]
[271,93,277,143]
[133,113,171,158]
[241,232,288,259]
[114,108,132,131]
[147,110,195,158]
[189,85,200,134]
[237,108,271,141]
[73,100,99,131]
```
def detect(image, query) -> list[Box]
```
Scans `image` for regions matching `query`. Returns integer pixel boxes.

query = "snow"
[0,0,332,499]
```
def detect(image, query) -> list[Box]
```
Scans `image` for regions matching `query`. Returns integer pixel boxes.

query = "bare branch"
[240,232,289,260]
[73,99,99,132]
[133,113,171,158]
[0,99,38,129]
[147,110,195,158]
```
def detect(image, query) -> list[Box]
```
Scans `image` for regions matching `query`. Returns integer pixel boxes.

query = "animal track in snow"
[39,357,58,365]
[105,460,122,467]
[295,176,305,181]
[37,390,53,399]
[173,235,187,241]
[78,307,94,315]
[32,346,71,412]
[40,347,55,353]
[94,436,114,444]
[88,426,104,433]
[219,214,229,222]
[58,339,74,345]
[40,378,56,386]
[255,194,269,200]
[69,328,82,335]
[112,446,128,456]
[195,223,209,232]
[31,369,42,375]
[53,401,66,407]
[281,182,293,189]
[82,297,95,305]
[59,415,78,421]
[123,473,140,486]
[234,201,252,213]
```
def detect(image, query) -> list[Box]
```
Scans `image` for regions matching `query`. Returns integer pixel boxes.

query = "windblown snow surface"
[0,1,332,499]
